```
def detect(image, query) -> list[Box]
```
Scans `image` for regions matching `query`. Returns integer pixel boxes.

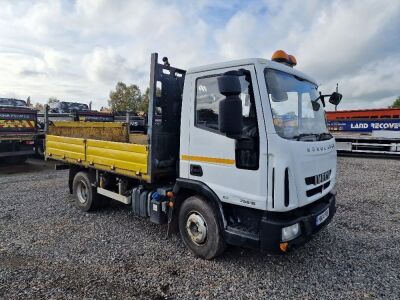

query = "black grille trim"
[284,168,289,207]
[305,170,331,185]
[306,181,331,197]
[272,168,275,209]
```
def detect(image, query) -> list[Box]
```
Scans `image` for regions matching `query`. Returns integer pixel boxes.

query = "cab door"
[185,65,268,210]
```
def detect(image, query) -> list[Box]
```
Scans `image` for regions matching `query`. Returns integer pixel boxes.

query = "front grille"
[306,181,330,197]
[305,170,331,185]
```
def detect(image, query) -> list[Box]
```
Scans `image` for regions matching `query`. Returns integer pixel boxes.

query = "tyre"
[179,195,226,259]
[72,171,101,212]
[35,141,45,157]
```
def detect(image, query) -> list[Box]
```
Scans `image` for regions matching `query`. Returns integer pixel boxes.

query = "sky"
[0,0,399,111]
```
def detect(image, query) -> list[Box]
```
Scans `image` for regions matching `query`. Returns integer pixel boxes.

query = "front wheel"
[179,196,226,259]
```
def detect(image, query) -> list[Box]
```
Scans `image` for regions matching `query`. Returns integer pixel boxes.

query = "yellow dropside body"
[46,134,149,182]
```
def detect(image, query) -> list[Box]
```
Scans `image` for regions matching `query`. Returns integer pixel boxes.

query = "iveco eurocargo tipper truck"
[45,51,342,259]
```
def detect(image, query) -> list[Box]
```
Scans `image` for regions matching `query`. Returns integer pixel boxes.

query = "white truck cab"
[174,51,340,255]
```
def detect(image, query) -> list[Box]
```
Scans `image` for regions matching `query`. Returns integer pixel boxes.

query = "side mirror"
[329,92,342,106]
[311,100,320,111]
[218,75,243,137]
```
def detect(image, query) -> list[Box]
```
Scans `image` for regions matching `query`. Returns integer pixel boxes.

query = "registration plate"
[316,208,329,226]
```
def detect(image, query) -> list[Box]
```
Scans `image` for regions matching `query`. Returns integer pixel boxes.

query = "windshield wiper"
[292,133,319,141]
[292,133,333,141]
[318,132,333,141]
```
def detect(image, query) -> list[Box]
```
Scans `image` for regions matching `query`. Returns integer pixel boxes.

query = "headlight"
[281,223,301,242]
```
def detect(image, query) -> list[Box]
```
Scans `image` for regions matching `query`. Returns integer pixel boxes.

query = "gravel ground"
[0,157,399,299]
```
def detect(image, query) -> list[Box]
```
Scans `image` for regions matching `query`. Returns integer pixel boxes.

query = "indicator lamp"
[272,50,289,63]
[271,50,297,67]
[288,55,297,67]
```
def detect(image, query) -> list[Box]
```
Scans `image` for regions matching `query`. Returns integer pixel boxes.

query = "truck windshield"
[265,69,330,141]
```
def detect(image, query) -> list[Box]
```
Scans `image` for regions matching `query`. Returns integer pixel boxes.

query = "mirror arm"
[319,92,326,107]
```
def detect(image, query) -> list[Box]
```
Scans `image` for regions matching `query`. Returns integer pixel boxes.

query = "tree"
[100,106,112,112]
[138,87,163,113]
[108,82,143,112]
[389,97,400,108]
[34,102,44,111]
[48,97,60,104]
[138,87,150,113]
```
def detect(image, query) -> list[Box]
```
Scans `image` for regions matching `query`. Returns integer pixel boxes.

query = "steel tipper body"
[46,52,340,258]
[35,105,114,156]
[0,98,37,163]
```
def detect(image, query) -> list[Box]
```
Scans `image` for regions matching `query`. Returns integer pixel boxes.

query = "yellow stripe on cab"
[181,154,235,165]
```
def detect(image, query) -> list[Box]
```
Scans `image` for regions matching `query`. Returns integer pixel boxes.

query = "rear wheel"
[179,196,226,259]
[35,140,45,157]
[72,171,101,212]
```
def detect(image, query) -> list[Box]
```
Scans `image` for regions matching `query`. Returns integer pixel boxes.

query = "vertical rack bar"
[147,53,158,183]
[126,111,131,142]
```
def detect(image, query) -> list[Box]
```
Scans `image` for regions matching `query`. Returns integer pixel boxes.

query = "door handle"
[190,164,203,177]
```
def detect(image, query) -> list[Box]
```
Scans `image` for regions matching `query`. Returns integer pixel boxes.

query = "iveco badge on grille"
[315,170,331,185]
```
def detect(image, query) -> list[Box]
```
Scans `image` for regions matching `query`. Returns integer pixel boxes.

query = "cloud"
[82,47,128,83]
[43,48,70,72]
[333,55,400,109]
[0,0,399,110]
[214,0,400,109]
[19,70,47,77]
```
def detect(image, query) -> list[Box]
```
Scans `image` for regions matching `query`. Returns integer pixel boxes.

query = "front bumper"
[223,193,336,253]
[259,193,336,252]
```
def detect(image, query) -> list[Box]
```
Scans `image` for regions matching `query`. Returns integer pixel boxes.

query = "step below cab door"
[184,65,268,210]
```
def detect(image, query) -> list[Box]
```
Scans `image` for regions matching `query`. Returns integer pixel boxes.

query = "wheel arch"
[68,165,87,194]
[68,166,99,194]
[169,178,227,234]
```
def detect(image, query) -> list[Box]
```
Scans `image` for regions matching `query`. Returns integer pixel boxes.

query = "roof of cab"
[186,58,318,85]
[187,58,267,74]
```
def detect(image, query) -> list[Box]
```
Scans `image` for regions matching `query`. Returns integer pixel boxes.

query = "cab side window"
[195,75,254,133]
[195,73,259,170]
[195,76,222,132]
